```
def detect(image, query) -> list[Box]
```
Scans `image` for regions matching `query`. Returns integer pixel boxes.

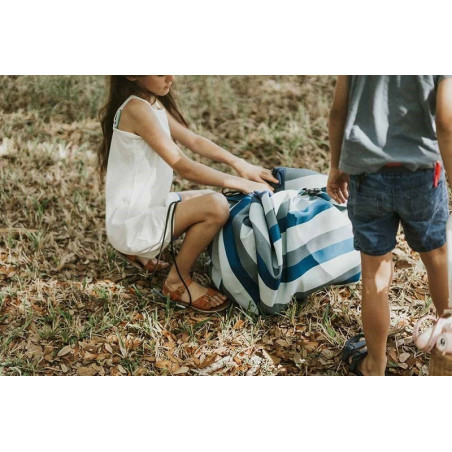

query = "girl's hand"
[327,168,349,204]
[240,180,273,195]
[233,159,279,189]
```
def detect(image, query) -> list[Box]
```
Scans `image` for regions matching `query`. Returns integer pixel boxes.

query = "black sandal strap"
[342,334,367,376]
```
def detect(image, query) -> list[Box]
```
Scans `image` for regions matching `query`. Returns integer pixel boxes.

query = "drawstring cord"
[149,200,192,307]
[221,188,242,198]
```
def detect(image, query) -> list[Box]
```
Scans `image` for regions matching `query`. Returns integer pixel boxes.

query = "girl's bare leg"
[165,192,230,306]
[135,190,214,267]
[178,189,215,201]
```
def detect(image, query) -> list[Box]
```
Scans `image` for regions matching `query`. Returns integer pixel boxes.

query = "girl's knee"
[206,193,230,224]
[180,189,215,201]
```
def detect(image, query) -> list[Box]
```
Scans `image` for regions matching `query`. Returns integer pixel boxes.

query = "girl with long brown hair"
[98,75,278,313]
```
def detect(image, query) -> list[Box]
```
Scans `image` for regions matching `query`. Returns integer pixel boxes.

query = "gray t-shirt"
[339,75,452,175]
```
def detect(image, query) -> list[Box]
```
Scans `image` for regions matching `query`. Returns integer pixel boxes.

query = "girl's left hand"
[234,159,279,188]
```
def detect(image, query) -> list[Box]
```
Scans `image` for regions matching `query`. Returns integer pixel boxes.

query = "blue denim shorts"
[347,168,449,256]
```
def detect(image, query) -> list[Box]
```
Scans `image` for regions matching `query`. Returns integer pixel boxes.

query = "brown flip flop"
[118,252,169,272]
[162,278,231,313]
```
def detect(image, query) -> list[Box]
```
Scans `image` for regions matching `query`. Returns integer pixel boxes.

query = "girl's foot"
[136,256,169,271]
[120,253,169,272]
[162,277,230,312]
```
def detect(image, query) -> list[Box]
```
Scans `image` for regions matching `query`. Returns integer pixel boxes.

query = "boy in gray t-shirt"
[327,75,452,376]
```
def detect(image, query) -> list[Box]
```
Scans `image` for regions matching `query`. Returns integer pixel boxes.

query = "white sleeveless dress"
[105,95,180,259]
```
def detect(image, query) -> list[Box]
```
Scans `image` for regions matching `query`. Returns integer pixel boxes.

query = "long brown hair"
[97,75,188,176]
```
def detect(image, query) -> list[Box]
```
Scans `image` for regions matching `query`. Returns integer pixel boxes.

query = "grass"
[0,75,438,375]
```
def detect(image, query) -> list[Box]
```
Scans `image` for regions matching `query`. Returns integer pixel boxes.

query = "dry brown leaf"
[276,339,290,347]
[262,349,280,365]
[166,341,176,350]
[142,356,156,362]
[162,330,176,342]
[78,367,96,376]
[79,341,97,352]
[269,354,281,365]
[26,343,43,359]
[321,349,334,359]
[110,367,121,376]
[83,352,98,361]
[388,349,398,362]
[305,342,319,352]
[105,343,113,353]
[293,352,304,365]
[155,360,171,369]
[95,365,106,376]
[198,355,217,369]
[57,345,72,357]
[233,319,244,330]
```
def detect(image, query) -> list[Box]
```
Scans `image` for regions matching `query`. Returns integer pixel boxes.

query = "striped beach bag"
[208,168,361,315]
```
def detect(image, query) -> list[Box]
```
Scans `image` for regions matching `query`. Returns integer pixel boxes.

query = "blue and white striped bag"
[208,168,361,315]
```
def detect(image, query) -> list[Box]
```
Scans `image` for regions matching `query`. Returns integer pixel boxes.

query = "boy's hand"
[327,168,349,204]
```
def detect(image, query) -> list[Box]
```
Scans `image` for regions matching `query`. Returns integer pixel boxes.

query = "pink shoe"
[413,311,452,352]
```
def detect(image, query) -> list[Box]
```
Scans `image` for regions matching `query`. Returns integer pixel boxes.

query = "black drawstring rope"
[170,201,192,307]
[150,200,192,307]
[222,188,243,198]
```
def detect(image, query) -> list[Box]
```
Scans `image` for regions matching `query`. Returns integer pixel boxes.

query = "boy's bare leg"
[419,244,449,316]
[359,252,393,376]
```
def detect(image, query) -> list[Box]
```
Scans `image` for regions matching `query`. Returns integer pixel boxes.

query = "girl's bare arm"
[126,100,270,194]
[167,112,278,188]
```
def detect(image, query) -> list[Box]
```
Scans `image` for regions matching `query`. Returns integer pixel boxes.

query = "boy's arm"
[437,77,452,187]
[327,75,350,204]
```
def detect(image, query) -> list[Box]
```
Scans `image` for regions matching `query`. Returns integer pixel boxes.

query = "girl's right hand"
[240,180,273,195]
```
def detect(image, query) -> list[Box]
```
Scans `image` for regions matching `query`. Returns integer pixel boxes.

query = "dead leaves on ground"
[0,245,435,376]
[0,76,441,376]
